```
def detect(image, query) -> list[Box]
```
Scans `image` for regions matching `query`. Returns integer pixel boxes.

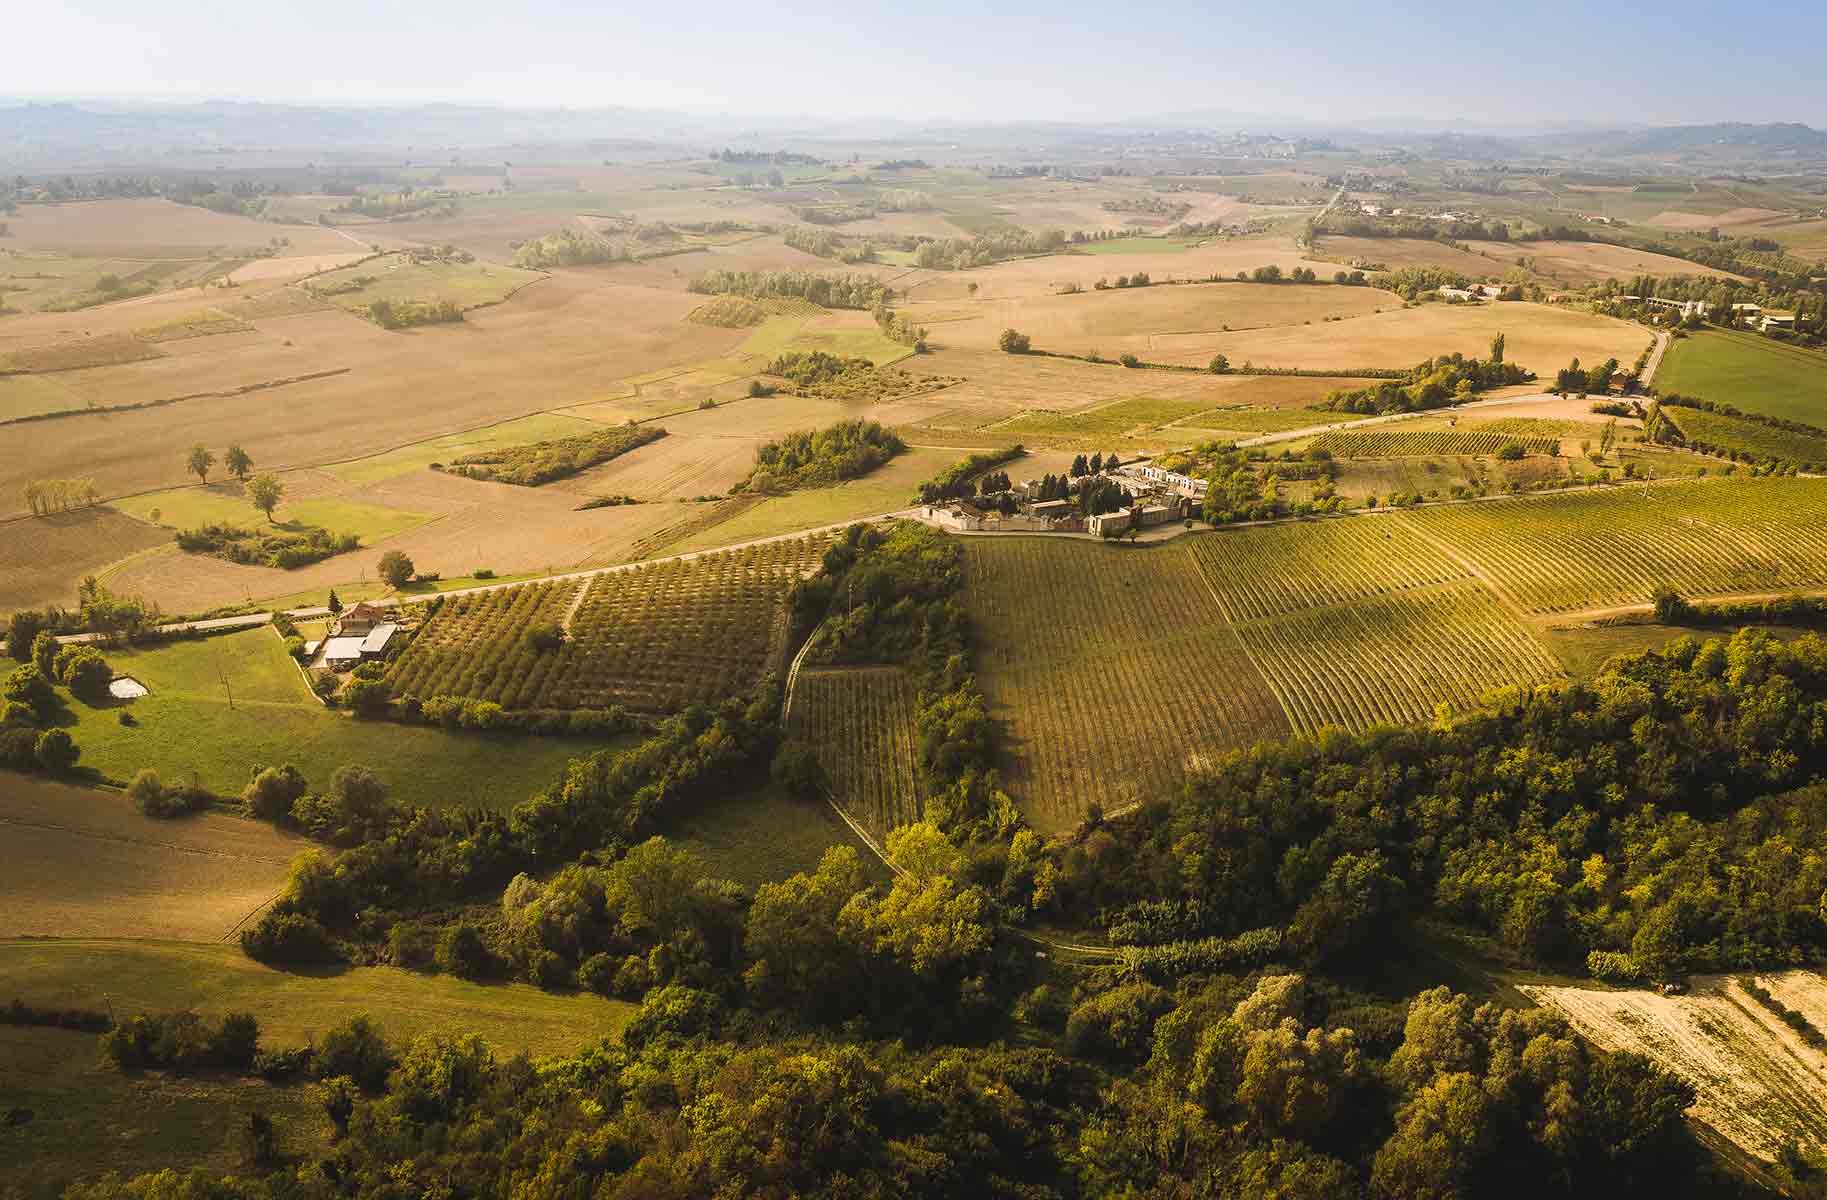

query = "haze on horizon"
[12,0,1827,131]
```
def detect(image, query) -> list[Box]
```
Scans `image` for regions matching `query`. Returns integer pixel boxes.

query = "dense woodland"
[734,420,905,493]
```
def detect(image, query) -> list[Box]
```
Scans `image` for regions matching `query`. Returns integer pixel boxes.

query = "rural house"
[335,602,387,637]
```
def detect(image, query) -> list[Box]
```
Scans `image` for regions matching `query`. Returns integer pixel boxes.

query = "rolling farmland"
[788,666,924,836]
[1309,428,1562,458]
[1666,405,1827,467]
[1399,478,1827,613]
[388,537,829,713]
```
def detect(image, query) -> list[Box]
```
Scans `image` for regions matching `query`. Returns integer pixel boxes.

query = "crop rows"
[1235,583,1562,737]
[387,538,828,713]
[541,538,826,711]
[964,539,1289,831]
[1185,518,1465,623]
[1401,478,1827,613]
[386,580,582,707]
[789,667,923,837]
[1310,429,1560,458]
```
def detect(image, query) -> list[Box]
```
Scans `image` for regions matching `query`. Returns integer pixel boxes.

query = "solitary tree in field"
[327,589,342,614]
[966,282,979,298]
[998,328,1030,354]
[187,444,215,485]
[377,550,415,588]
[248,474,285,522]
[1489,332,1505,364]
[225,444,253,483]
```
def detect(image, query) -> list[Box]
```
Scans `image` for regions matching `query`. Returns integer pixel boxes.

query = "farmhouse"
[1760,312,1797,332]
[1437,286,1479,302]
[317,621,399,669]
[321,636,368,668]
[334,602,388,637]
[1118,463,1209,500]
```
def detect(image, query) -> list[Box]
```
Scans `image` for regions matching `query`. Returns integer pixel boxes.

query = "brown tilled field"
[905,280,1391,358]
[896,235,1337,302]
[0,777,304,941]
[0,273,744,519]
[1523,973,1827,1162]
[1147,300,1646,373]
[0,508,168,611]
[1316,235,1515,275]
[3,198,357,258]
[1468,239,1746,285]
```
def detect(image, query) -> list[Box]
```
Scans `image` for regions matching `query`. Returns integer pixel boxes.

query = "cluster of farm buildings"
[304,602,399,669]
[918,462,1207,538]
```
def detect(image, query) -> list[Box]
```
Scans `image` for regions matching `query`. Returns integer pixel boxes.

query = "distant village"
[917,459,1207,539]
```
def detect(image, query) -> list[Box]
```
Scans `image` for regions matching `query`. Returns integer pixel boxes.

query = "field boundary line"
[0,813,296,866]
[780,618,829,724]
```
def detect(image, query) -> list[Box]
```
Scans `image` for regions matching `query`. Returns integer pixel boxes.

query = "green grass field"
[1,1024,332,1199]
[661,784,884,887]
[1666,405,1826,466]
[56,627,606,808]
[0,372,84,420]
[323,412,609,483]
[997,397,1215,438]
[307,254,545,312]
[112,482,430,543]
[664,448,950,554]
[1076,236,1200,255]
[0,939,632,1056]
[739,315,914,366]
[1657,329,1827,425]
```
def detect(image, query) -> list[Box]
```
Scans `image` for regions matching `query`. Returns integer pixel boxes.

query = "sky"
[11,0,1827,129]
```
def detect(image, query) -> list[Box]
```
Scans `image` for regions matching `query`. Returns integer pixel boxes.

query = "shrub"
[34,729,78,774]
[577,952,617,995]
[388,921,438,970]
[313,1016,395,1092]
[1118,353,1141,368]
[241,912,340,965]
[1064,982,1172,1063]
[0,726,39,768]
[244,764,308,820]
[55,646,112,702]
[998,328,1031,354]
[343,677,392,718]
[4,665,54,720]
[526,621,565,653]
[1494,442,1525,461]
[377,550,415,588]
[473,568,495,579]
[621,985,725,1050]
[1587,950,1643,983]
[439,923,494,980]
[770,740,825,799]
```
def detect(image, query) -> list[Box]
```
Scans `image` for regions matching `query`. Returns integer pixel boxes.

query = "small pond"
[108,676,149,699]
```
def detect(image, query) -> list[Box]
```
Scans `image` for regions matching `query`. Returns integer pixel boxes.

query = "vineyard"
[1309,428,1561,458]
[788,666,923,836]
[1234,583,1563,736]
[387,537,829,713]
[1665,406,1827,468]
[963,538,1290,831]
[385,579,581,708]
[1184,517,1467,623]
[1399,477,1827,613]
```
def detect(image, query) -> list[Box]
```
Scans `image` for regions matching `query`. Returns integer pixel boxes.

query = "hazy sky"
[13,0,1826,128]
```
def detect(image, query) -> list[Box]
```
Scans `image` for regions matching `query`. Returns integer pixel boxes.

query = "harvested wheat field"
[1154,301,1646,374]
[1469,239,1746,285]
[1317,236,1514,275]
[0,508,168,611]
[1523,973,1827,1161]
[0,272,745,518]
[0,777,304,941]
[897,235,1336,302]
[3,198,356,258]
[904,280,1391,358]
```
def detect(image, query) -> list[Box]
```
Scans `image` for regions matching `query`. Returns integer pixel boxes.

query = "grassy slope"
[58,627,602,809]
[661,784,886,889]
[113,483,430,544]
[1,1024,333,1199]
[1668,405,1826,465]
[664,448,950,554]
[1657,329,1827,425]
[0,939,631,1056]
[324,412,606,483]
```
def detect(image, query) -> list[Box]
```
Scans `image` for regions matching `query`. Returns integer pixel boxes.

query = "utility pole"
[217,657,234,710]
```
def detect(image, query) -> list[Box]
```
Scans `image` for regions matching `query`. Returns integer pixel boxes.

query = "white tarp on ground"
[108,677,149,699]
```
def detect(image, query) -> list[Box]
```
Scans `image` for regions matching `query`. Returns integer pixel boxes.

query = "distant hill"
[1529,122,1827,159]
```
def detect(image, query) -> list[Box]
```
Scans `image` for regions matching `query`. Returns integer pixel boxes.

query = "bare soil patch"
[1469,239,1744,285]
[1523,973,1827,1161]
[4,198,353,258]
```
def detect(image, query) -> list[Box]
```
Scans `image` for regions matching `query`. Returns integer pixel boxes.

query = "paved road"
[1640,330,1671,388]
